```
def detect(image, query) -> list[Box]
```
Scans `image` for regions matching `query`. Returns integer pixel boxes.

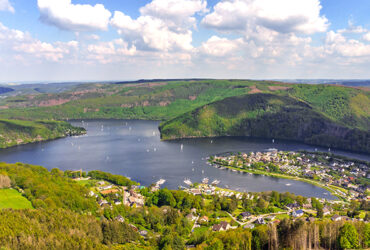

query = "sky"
[0,0,369,82]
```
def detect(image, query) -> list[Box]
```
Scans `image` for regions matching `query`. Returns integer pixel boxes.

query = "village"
[74,174,367,236]
[179,182,367,233]
[209,150,369,202]
[68,151,369,239]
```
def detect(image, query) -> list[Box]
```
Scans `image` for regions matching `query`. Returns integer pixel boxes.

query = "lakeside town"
[208,150,369,202]
[69,150,369,238]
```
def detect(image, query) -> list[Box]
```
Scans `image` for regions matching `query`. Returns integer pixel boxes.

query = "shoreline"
[209,161,348,201]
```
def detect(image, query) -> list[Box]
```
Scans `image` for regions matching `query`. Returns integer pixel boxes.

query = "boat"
[184,179,193,186]
[267,148,278,152]
[180,144,183,151]
[285,183,291,186]
[211,179,220,185]
[202,177,209,184]
[156,179,166,186]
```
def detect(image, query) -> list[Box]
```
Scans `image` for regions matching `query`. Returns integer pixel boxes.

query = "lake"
[1,120,369,199]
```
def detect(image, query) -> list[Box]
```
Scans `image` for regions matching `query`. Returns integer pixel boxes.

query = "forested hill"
[0,86,13,94]
[159,93,370,154]
[0,119,85,148]
[0,79,368,151]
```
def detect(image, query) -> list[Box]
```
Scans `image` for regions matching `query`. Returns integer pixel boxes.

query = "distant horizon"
[1,78,370,85]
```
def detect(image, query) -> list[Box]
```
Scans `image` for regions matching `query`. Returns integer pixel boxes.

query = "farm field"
[0,189,33,209]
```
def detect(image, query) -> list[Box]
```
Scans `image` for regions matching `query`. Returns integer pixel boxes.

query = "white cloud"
[0,0,14,13]
[338,20,367,34]
[111,12,193,52]
[37,0,111,31]
[198,36,242,56]
[0,22,77,62]
[87,39,137,64]
[363,32,370,42]
[202,0,328,34]
[110,0,206,52]
[140,0,207,30]
[325,31,370,57]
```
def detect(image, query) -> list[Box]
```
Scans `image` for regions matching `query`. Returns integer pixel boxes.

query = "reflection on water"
[1,120,368,199]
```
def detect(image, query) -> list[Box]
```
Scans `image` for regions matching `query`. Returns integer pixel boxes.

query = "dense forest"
[0,162,368,249]
[159,93,370,154]
[0,119,85,148]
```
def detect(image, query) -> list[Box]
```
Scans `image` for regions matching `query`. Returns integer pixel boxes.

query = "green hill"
[0,80,368,151]
[159,93,370,153]
[0,119,85,148]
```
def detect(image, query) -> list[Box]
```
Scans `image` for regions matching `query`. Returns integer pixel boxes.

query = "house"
[255,217,265,225]
[98,199,108,206]
[191,208,197,214]
[244,224,255,229]
[115,215,125,223]
[100,189,119,195]
[265,215,276,221]
[186,213,197,222]
[114,199,122,205]
[212,221,230,231]
[190,189,202,195]
[323,206,331,216]
[139,230,148,238]
[286,203,300,210]
[129,224,138,232]
[331,214,342,221]
[292,210,304,218]
[240,212,252,220]
[199,216,209,223]
[306,217,315,223]
[99,185,113,191]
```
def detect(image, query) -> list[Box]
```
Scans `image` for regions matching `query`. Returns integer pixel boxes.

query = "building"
[331,214,342,221]
[255,217,265,225]
[323,206,331,216]
[115,215,125,223]
[240,212,252,220]
[199,216,209,223]
[212,221,230,231]
[114,199,122,205]
[292,209,304,218]
[186,213,197,222]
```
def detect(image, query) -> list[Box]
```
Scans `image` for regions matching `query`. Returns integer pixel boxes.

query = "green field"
[0,189,33,209]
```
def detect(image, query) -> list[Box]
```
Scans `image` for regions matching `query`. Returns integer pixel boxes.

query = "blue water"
[1,120,368,199]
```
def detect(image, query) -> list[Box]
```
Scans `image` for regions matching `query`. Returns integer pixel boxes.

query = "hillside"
[0,119,85,148]
[159,93,370,154]
[0,80,368,127]
[0,87,14,94]
[0,80,368,151]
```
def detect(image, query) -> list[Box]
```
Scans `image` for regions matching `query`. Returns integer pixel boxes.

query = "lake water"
[1,120,369,199]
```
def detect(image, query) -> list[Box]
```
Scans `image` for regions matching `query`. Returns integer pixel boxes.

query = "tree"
[338,223,359,249]
[317,206,323,218]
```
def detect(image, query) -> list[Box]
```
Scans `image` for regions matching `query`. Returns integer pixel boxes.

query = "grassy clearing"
[0,189,33,209]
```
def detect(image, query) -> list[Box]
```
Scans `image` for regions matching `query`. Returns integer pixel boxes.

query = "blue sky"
[0,0,369,82]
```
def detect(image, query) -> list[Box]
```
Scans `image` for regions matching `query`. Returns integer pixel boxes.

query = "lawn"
[0,189,33,209]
